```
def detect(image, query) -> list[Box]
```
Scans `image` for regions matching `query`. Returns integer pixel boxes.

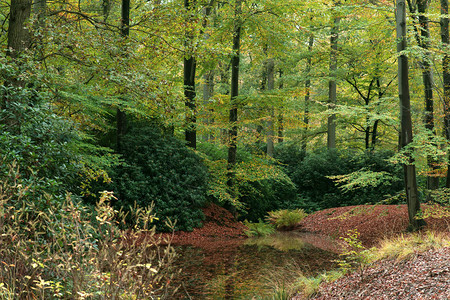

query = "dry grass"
[375,230,450,261]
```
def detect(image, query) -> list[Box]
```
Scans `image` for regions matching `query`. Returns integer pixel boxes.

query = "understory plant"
[274,146,403,211]
[0,165,176,299]
[375,231,450,261]
[336,229,376,276]
[266,209,308,230]
[104,126,209,232]
[243,220,275,237]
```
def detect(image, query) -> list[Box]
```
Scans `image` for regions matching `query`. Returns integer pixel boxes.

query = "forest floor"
[293,204,450,299]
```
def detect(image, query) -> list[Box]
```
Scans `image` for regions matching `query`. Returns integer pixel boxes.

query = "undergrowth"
[243,220,275,237]
[285,229,450,299]
[266,209,308,230]
[0,164,177,299]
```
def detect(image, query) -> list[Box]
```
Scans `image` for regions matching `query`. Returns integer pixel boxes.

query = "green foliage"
[266,209,308,230]
[104,126,209,232]
[336,229,375,275]
[0,85,116,203]
[243,219,275,237]
[292,270,344,299]
[238,178,300,222]
[274,146,404,212]
[0,99,82,197]
[198,142,300,221]
[426,188,450,206]
[0,165,176,299]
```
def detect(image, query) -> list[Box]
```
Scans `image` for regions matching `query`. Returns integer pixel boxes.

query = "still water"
[170,232,343,299]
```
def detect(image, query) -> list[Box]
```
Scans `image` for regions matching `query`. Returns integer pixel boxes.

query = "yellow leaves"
[134,263,158,273]
[235,157,288,182]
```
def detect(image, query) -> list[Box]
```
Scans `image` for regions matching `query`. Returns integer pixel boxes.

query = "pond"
[170,231,344,299]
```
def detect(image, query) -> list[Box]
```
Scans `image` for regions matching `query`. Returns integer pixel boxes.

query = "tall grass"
[375,231,450,261]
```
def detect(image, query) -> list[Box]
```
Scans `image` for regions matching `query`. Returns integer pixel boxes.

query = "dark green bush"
[274,146,404,212]
[106,126,209,232]
[0,101,83,199]
[238,178,300,222]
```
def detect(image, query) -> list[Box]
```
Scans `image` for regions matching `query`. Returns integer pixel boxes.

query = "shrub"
[0,79,115,202]
[238,178,300,222]
[274,146,404,212]
[243,219,275,237]
[266,209,308,230]
[0,101,83,196]
[0,165,176,299]
[105,126,209,232]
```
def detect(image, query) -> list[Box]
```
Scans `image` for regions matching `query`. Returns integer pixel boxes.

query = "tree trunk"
[303,34,314,151]
[417,0,440,191]
[202,70,214,141]
[4,0,32,98]
[7,0,32,59]
[227,0,242,201]
[266,57,275,157]
[441,0,450,187]
[184,0,197,149]
[116,0,130,152]
[102,0,111,22]
[278,69,284,143]
[372,78,383,149]
[327,15,339,149]
[396,0,424,230]
[365,117,371,149]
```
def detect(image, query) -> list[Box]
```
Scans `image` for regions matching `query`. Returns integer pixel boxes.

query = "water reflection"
[171,232,342,299]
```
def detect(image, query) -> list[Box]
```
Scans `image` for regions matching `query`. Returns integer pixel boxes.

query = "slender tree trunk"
[102,0,111,22]
[200,2,216,142]
[303,34,314,151]
[365,115,371,149]
[278,69,284,143]
[184,0,197,149]
[396,0,423,230]
[4,0,32,99]
[417,0,440,191]
[266,57,275,157]
[372,78,383,149]
[327,14,340,149]
[227,0,242,201]
[116,0,130,152]
[441,0,450,187]
[202,70,214,141]
[219,62,230,143]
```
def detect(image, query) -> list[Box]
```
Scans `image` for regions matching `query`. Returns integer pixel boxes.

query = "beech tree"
[7,0,31,58]
[396,0,423,230]
[184,0,197,149]
[441,0,450,187]
[227,0,242,199]
[327,2,340,149]
[116,0,130,152]
[407,0,439,191]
